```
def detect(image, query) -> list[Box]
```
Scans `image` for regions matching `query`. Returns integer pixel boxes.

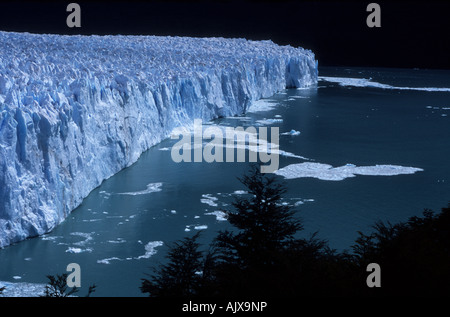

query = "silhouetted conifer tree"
[216,165,302,265]
[141,232,213,297]
[352,206,450,296]
[213,165,313,296]
[41,273,96,297]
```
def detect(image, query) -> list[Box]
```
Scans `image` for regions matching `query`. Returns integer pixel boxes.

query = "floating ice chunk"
[136,241,164,260]
[255,118,283,125]
[65,247,93,253]
[97,257,122,265]
[107,238,126,244]
[41,235,62,241]
[275,162,423,181]
[66,247,82,253]
[100,191,112,200]
[117,183,163,196]
[170,210,177,214]
[247,99,279,113]
[185,224,209,231]
[351,165,424,176]
[290,95,310,99]
[319,76,450,92]
[281,129,301,136]
[201,123,310,161]
[225,116,252,121]
[277,150,310,160]
[204,210,228,221]
[233,190,248,195]
[70,232,94,246]
[13,276,21,280]
[201,194,219,207]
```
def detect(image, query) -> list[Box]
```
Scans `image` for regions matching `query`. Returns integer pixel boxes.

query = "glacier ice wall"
[0,31,317,248]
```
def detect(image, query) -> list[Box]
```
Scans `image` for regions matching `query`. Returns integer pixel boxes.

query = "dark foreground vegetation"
[141,165,450,297]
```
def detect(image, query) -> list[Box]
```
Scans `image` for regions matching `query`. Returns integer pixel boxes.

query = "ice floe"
[200,194,219,207]
[107,238,126,244]
[204,211,228,221]
[225,116,252,121]
[281,129,301,136]
[70,232,94,246]
[319,76,450,92]
[136,241,164,260]
[97,257,122,265]
[117,183,163,196]
[185,224,209,232]
[65,247,93,253]
[217,125,310,160]
[255,118,284,125]
[97,240,164,264]
[290,95,310,99]
[275,162,423,181]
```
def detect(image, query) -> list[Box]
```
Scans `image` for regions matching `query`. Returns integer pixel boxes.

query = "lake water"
[1,66,450,297]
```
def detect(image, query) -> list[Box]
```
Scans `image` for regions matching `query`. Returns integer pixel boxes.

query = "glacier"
[0,31,318,248]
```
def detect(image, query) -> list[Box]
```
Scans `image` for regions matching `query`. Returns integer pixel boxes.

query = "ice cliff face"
[0,31,317,248]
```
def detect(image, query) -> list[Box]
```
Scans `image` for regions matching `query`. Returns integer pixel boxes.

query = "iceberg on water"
[319,76,450,92]
[281,129,301,136]
[275,162,423,181]
[0,31,318,247]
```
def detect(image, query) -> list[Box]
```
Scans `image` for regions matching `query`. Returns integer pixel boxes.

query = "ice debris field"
[0,31,318,248]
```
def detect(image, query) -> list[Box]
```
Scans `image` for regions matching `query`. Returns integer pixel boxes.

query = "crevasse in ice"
[0,31,317,248]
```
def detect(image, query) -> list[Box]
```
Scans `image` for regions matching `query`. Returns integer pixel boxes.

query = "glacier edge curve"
[0,31,317,248]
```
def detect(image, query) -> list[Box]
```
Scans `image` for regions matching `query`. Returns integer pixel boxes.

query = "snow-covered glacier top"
[0,32,315,102]
[0,31,317,248]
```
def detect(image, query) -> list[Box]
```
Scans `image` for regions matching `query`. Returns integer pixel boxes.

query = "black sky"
[1,0,449,69]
